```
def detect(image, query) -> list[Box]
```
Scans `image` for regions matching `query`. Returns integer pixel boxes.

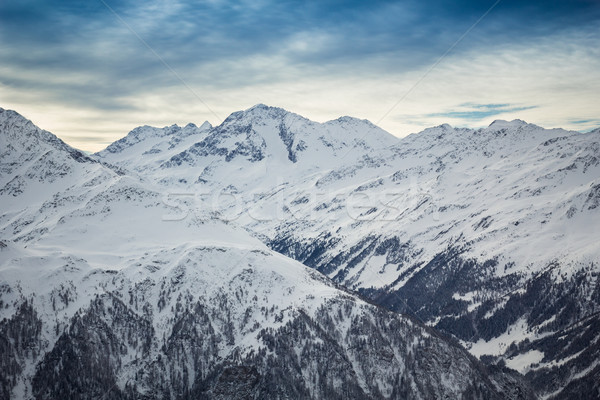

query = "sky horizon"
[1,0,599,152]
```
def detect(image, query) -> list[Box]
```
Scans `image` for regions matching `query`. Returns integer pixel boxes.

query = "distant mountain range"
[2,104,599,399]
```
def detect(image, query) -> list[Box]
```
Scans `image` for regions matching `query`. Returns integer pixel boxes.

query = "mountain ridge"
[88,104,600,399]
[2,104,599,399]
[0,106,536,399]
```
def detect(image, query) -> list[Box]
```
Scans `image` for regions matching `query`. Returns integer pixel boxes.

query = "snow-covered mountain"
[0,108,533,399]
[95,121,213,176]
[96,104,398,191]
[262,120,600,399]
[94,105,600,399]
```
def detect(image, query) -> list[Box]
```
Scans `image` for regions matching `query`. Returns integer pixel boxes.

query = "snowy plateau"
[1,104,599,399]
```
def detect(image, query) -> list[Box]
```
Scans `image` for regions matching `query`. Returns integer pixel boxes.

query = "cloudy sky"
[1,0,599,151]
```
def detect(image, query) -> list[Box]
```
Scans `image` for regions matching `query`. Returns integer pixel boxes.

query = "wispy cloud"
[0,0,598,151]
[570,119,600,127]
[424,104,538,121]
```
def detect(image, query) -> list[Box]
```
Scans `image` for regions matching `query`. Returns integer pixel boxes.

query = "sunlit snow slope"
[0,108,532,399]
[96,104,600,399]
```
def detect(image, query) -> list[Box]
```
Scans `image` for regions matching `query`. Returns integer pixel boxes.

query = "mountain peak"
[0,107,36,133]
[248,103,274,111]
[198,121,212,130]
[325,115,378,128]
[425,123,453,130]
[99,122,212,156]
[244,103,291,118]
[488,119,529,129]
[0,107,93,164]
[184,121,214,131]
[216,104,302,132]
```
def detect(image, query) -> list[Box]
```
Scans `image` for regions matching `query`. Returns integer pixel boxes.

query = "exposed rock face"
[0,244,532,400]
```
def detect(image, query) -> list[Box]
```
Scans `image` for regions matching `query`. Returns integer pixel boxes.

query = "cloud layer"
[1,0,598,151]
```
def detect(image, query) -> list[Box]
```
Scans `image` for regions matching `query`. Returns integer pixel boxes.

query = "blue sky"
[1,0,599,151]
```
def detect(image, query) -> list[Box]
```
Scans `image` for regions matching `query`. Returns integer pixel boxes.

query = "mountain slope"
[96,104,398,190]
[265,120,600,400]
[0,109,531,399]
[93,105,600,399]
[95,121,213,176]
[0,107,98,199]
[2,240,530,399]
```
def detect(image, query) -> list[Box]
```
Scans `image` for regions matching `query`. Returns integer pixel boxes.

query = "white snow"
[505,350,545,374]
[2,105,600,398]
